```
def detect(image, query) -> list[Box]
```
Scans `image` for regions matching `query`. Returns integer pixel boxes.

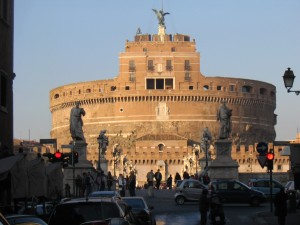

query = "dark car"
[248,178,284,198]
[174,179,207,205]
[5,214,48,225]
[209,179,266,206]
[48,197,136,225]
[122,197,156,225]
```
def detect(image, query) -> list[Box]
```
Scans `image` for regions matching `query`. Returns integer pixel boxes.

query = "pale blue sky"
[14,0,300,142]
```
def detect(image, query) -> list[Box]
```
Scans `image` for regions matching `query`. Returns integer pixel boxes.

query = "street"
[135,189,269,225]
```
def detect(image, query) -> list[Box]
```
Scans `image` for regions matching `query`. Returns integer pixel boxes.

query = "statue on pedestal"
[70,101,86,142]
[99,130,109,157]
[152,8,170,27]
[217,101,232,139]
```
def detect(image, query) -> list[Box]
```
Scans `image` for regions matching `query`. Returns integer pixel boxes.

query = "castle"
[49,9,286,183]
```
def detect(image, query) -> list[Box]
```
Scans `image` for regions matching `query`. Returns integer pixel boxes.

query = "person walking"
[202,173,211,185]
[118,174,126,197]
[107,171,113,191]
[199,189,210,225]
[167,175,173,189]
[274,187,288,225]
[174,172,181,186]
[154,169,162,189]
[128,171,136,196]
[146,169,155,197]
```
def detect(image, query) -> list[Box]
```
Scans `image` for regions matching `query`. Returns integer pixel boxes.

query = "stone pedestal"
[63,140,94,197]
[209,139,239,180]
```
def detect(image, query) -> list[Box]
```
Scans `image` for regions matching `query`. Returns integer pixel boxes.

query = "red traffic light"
[266,152,274,160]
[54,151,62,159]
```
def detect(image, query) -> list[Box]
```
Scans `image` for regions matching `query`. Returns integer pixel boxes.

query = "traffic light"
[62,151,79,166]
[266,152,274,170]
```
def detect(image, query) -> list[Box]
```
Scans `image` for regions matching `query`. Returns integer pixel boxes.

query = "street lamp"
[97,134,102,171]
[283,67,300,95]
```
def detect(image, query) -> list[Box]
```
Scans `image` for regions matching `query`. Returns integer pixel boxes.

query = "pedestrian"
[107,171,113,191]
[202,172,210,185]
[146,169,155,197]
[199,189,210,225]
[85,172,93,197]
[81,172,87,197]
[167,175,173,189]
[75,174,82,197]
[154,169,162,189]
[65,183,71,197]
[183,171,190,179]
[274,187,288,225]
[128,171,136,196]
[175,172,181,185]
[118,174,126,197]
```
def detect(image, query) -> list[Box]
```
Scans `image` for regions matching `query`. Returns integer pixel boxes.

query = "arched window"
[54,94,59,99]
[158,144,164,152]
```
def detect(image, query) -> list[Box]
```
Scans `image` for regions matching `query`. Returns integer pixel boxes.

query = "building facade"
[50,11,279,182]
[0,0,14,156]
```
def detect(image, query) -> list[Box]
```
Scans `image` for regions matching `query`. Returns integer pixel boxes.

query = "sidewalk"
[254,207,300,225]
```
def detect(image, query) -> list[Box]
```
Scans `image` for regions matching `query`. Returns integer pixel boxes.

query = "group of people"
[118,171,137,197]
[74,171,114,197]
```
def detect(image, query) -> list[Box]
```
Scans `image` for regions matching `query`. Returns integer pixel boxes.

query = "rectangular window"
[184,60,191,71]
[156,79,164,89]
[1,73,7,108]
[147,60,154,71]
[166,60,172,71]
[165,78,174,89]
[229,84,235,92]
[129,60,135,72]
[129,72,135,82]
[146,79,155,89]
[184,72,190,81]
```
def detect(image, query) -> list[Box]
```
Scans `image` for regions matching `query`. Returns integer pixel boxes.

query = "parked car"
[122,197,156,225]
[209,179,266,206]
[285,181,300,199]
[248,178,284,198]
[174,179,207,205]
[89,190,120,198]
[5,214,48,225]
[48,197,136,225]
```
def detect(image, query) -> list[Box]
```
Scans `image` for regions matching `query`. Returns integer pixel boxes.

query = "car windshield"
[49,202,122,225]
[122,199,146,209]
[6,215,47,225]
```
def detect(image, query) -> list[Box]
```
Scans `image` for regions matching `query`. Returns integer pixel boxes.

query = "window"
[217,86,222,91]
[260,88,267,95]
[146,79,155,89]
[111,86,116,91]
[184,60,191,71]
[171,47,176,52]
[165,78,174,89]
[129,72,135,82]
[125,86,130,90]
[229,84,235,92]
[148,60,154,71]
[156,79,164,89]
[203,85,209,90]
[86,89,91,93]
[129,60,135,72]
[54,94,59,99]
[189,86,193,90]
[0,73,7,108]
[242,85,252,93]
[166,60,172,71]
[158,144,164,152]
[184,72,190,81]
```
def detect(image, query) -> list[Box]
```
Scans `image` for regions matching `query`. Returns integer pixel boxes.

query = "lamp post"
[283,67,300,95]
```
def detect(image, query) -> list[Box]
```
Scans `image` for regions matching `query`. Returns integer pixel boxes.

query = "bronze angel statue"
[152,9,170,27]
